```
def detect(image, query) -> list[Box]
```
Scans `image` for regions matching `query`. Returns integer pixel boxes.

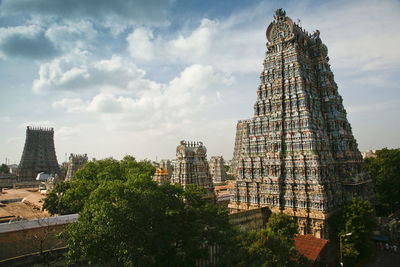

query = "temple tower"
[209,156,227,185]
[172,140,214,194]
[18,126,60,181]
[229,9,372,238]
[65,153,88,181]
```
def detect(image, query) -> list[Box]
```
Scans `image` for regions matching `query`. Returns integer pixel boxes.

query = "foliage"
[45,155,234,265]
[364,148,400,216]
[221,213,309,267]
[59,164,67,179]
[329,197,376,266]
[43,156,155,215]
[60,179,234,265]
[0,163,9,174]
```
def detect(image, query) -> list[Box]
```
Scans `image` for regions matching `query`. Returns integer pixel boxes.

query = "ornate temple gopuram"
[229,9,372,238]
[209,156,227,185]
[172,141,214,197]
[65,153,88,181]
[18,126,60,181]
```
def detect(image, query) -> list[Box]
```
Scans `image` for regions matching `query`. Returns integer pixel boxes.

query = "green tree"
[60,179,234,265]
[221,213,308,267]
[364,148,400,216]
[0,163,9,174]
[43,156,155,215]
[45,155,234,265]
[329,197,376,266]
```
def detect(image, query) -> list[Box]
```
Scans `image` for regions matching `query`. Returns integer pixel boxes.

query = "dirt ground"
[0,187,49,220]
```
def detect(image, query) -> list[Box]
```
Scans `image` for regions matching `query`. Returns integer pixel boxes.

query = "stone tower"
[65,153,88,181]
[229,9,372,238]
[18,126,60,181]
[209,156,227,185]
[172,140,214,193]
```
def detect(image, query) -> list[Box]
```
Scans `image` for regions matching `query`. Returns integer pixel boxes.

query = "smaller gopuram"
[18,126,60,181]
[209,156,227,185]
[65,153,88,181]
[171,141,214,194]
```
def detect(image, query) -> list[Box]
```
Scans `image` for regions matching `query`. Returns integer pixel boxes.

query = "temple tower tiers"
[65,153,88,181]
[209,156,227,185]
[229,9,372,239]
[172,140,214,193]
[18,126,60,181]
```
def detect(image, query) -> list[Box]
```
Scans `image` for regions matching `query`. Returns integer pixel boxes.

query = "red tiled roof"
[294,234,328,262]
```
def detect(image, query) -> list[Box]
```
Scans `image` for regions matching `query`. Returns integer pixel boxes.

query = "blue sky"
[0,0,399,164]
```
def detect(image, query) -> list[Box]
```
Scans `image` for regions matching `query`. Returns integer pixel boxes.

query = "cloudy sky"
[0,0,399,164]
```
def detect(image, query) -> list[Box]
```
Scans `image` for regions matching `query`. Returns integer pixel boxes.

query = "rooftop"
[294,234,328,262]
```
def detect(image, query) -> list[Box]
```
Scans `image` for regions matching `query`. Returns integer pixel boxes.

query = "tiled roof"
[294,234,328,262]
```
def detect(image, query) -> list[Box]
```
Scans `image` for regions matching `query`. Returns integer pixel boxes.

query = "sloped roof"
[294,234,328,262]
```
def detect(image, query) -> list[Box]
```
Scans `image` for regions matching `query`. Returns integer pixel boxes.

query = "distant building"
[65,153,88,181]
[153,167,170,184]
[171,141,214,198]
[361,150,377,159]
[209,156,227,185]
[18,126,59,181]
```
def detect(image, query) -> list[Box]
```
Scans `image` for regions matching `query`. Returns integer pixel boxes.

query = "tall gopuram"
[172,141,214,196]
[229,9,372,238]
[18,126,60,181]
[65,153,88,181]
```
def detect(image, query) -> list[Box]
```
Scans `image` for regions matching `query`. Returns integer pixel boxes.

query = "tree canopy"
[364,148,400,216]
[221,213,308,267]
[43,156,155,215]
[329,197,376,266]
[0,163,9,174]
[44,156,234,265]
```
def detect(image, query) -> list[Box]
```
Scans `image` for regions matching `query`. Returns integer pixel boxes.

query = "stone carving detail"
[229,10,372,238]
[18,126,60,181]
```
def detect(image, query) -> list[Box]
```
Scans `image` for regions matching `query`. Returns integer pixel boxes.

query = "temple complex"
[209,156,227,185]
[229,9,372,238]
[171,141,214,196]
[65,153,88,181]
[18,127,60,181]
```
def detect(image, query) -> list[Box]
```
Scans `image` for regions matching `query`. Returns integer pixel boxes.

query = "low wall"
[0,214,77,261]
[229,207,271,232]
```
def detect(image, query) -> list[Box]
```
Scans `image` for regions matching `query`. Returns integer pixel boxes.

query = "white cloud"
[126,28,156,61]
[54,64,234,133]
[33,53,159,94]
[53,98,85,112]
[55,126,78,140]
[45,20,98,51]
